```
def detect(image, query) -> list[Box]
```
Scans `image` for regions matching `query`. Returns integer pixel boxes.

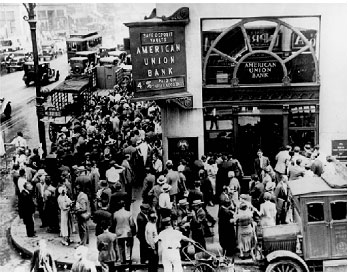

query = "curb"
[9,215,255,270]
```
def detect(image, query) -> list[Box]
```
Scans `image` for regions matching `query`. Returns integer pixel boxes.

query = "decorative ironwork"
[144,7,190,22]
[162,7,189,21]
[231,77,239,87]
[166,96,193,109]
[282,76,291,86]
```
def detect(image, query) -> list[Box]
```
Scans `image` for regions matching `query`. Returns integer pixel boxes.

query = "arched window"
[202,17,320,86]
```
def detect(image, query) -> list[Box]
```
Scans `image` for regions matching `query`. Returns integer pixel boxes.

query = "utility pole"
[23,3,47,156]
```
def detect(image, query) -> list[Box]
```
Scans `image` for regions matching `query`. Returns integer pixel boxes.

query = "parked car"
[6,51,31,73]
[40,42,58,60]
[258,173,347,272]
[22,61,59,86]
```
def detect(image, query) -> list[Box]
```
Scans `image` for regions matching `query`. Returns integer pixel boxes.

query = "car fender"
[266,250,309,272]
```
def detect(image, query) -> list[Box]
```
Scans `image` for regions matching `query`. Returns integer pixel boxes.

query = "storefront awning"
[131,92,193,109]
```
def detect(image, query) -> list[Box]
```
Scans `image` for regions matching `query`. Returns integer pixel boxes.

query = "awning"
[131,92,193,109]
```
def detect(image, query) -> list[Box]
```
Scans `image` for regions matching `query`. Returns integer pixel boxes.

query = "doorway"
[235,108,283,176]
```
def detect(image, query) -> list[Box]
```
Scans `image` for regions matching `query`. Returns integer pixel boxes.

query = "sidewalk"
[10,194,254,270]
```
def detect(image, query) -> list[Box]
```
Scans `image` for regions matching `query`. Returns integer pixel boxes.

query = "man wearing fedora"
[190,200,207,250]
[108,182,128,214]
[148,175,166,213]
[165,160,179,203]
[158,182,173,227]
[254,149,270,180]
[136,203,151,264]
[33,169,48,228]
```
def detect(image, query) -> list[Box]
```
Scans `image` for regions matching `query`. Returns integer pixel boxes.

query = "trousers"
[77,217,89,245]
[162,248,183,272]
[117,237,133,264]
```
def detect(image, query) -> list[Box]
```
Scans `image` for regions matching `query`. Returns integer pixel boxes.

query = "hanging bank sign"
[125,14,189,96]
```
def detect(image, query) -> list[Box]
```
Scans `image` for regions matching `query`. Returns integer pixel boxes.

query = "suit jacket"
[97,231,117,262]
[111,208,135,238]
[136,211,148,241]
[35,182,47,203]
[75,175,92,195]
[166,169,180,195]
[20,189,35,218]
[108,190,128,214]
[254,156,270,176]
[288,165,305,181]
[275,150,290,174]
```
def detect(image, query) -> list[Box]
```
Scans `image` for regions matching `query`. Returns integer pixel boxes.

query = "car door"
[328,195,347,259]
[303,197,330,260]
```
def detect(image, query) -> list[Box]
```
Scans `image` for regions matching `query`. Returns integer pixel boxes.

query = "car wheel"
[266,259,305,272]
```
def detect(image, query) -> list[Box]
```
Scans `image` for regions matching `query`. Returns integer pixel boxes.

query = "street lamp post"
[23,3,47,156]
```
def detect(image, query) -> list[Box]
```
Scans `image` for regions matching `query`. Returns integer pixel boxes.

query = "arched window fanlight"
[202,17,319,86]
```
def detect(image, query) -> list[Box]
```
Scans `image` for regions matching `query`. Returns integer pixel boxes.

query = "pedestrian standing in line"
[145,211,159,272]
[57,185,74,246]
[33,169,48,228]
[71,245,97,272]
[110,200,136,264]
[30,239,57,272]
[75,184,91,245]
[158,217,196,272]
[97,221,117,272]
[165,160,180,203]
[136,203,151,264]
[21,181,36,237]
[93,193,112,237]
[218,199,236,256]
[274,145,291,183]
[190,200,207,249]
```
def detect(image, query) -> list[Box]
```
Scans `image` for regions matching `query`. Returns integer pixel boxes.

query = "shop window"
[331,201,347,220]
[307,202,324,223]
[289,106,316,127]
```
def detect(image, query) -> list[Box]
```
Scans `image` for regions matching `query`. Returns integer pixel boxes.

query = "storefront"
[127,4,346,173]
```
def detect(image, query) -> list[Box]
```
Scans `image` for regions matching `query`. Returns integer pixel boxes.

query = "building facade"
[134,3,346,172]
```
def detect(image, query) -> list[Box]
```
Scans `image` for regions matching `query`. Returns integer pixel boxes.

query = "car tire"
[266,259,305,272]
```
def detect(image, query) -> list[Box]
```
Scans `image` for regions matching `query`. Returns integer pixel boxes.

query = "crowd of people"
[8,78,341,271]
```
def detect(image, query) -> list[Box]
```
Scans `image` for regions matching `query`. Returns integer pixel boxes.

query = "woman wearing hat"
[57,185,74,245]
[234,202,257,259]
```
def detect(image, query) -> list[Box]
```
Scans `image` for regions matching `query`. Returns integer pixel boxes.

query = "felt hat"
[77,166,86,171]
[239,202,248,210]
[37,169,47,176]
[178,199,189,206]
[192,200,203,206]
[161,183,172,192]
[227,171,235,178]
[157,175,167,185]
[58,185,66,194]
[61,126,69,132]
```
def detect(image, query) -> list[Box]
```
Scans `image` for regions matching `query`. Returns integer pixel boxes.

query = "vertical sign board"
[168,137,198,167]
[127,23,187,97]
[332,140,347,162]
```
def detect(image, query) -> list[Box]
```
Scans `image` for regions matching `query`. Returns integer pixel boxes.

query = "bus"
[66,31,102,61]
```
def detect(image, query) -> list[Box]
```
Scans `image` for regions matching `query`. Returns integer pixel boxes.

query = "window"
[38,11,46,19]
[331,201,347,221]
[307,202,324,222]
[57,10,64,17]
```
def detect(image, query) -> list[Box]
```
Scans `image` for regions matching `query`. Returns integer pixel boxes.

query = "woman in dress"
[259,192,277,227]
[57,185,74,245]
[235,202,256,259]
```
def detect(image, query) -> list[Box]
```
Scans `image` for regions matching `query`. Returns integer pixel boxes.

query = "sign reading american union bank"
[128,25,187,93]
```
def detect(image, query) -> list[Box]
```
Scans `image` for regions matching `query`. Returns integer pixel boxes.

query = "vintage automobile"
[40,42,58,61]
[258,172,347,272]
[108,50,127,63]
[6,51,31,72]
[99,56,120,66]
[98,46,117,58]
[70,57,89,75]
[74,51,98,65]
[22,61,59,86]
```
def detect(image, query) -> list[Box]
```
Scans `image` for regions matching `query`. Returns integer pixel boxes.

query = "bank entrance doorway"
[234,107,283,176]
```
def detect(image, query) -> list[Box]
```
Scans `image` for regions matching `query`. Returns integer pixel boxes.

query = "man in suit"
[165,160,180,203]
[75,184,90,245]
[110,201,136,264]
[108,182,128,214]
[21,182,36,237]
[274,146,291,183]
[97,221,117,272]
[75,166,93,211]
[33,169,48,228]
[136,203,150,264]
[254,149,270,180]
[93,194,112,237]
[288,159,305,181]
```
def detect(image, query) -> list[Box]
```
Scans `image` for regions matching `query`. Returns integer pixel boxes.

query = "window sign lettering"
[127,24,187,93]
